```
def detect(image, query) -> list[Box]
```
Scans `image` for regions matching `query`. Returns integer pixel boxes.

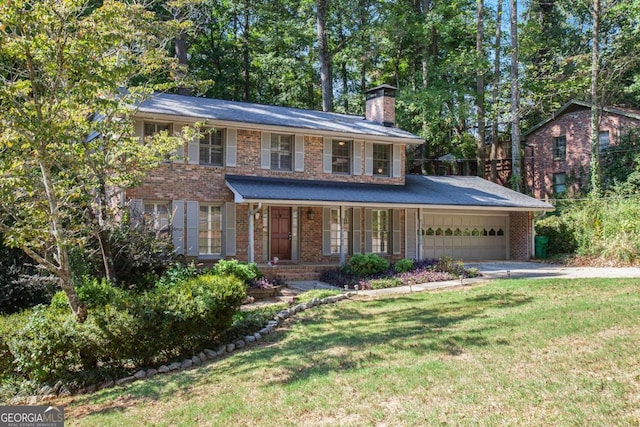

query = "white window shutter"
[294,134,305,172]
[224,202,236,256]
[172,200,185,255]
[261,131,271,169]
[364,142,373,176]
[226,128,237,167]
[364,208,372,253]
[392,208,401,255]
[134,121,144,143]
[352,207,362,254]
[405,209,417,260]
[187,136,199,165]
[322,207,332,256]
[129,199,143,227]
[323,138,332,173]
[186,201,199,256]
[353,140,362,175]
[393,145,402,177]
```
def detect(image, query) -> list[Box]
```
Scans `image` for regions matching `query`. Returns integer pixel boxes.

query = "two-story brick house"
[524,100,640,199]
[127,85,551,276]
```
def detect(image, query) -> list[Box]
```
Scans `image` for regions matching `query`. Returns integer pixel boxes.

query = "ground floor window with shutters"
[143,202,170,236]
[199,205,222,255]
[330,208,351,254]
[372,209,390,253]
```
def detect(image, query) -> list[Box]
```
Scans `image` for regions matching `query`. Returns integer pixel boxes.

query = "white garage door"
[420,213,508,260]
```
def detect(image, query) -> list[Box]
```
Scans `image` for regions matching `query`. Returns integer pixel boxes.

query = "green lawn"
[64,278,640,426]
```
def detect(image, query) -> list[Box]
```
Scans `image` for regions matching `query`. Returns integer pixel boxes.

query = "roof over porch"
[225,174,554,212]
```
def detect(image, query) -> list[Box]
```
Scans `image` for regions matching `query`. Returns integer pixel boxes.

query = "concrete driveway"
[464,261,640,280]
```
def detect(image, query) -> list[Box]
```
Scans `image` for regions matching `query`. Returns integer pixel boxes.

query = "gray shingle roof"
[225,174,553,211]
[137,93,423,142]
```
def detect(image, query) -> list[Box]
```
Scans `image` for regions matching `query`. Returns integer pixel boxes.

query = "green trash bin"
[535,235,549,259]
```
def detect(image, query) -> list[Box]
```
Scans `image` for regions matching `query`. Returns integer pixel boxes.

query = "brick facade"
[509,211,533,260]
[524,104,640,199]
[127,93,543,271]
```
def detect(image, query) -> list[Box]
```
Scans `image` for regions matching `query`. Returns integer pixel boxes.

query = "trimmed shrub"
[393,258,414,274]
[213,259,261,283]
[5,274,246,386]
[156,262,198,288]
[348,254,389,277]
[369,277,403,289]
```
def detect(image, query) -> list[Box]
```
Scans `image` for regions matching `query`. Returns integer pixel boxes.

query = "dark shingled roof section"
[137,93,424,142]
[225,174,554,210]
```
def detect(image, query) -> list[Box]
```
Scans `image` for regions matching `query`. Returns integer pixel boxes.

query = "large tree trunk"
[590,0,602,195]
[317,0,333,112]
[476,0,486,177]
[510,0,522,192]
[490,0,503,182]
[243,0,251,101]
[175,31,190,96]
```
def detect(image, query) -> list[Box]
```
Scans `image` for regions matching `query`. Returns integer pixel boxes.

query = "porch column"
[339,205,346,266]
[417,208,423,260]
[247,203,262,263]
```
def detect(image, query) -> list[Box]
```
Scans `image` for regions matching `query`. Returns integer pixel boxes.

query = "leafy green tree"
[0,0,182,321]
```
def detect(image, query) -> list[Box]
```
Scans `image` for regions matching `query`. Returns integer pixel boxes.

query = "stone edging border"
[17,292,354,404]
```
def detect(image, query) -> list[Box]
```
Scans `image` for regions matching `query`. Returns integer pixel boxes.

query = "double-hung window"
[553,136,566,160]
[332,140,352,174]
[143,202,170,236]
[598,130,610,152]
[373,144,391,177]
[200,128,224,166]
[371,209,389,253]
[553,173,567,194]
[199,205,222,255]
[143,122,171,140]
[271,134,293,171]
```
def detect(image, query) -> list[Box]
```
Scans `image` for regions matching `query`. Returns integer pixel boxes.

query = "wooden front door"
[270,207,292,260]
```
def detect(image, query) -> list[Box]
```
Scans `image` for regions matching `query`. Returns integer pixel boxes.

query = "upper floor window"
[373,144,391,177]
[143,202,170,236]
[598,130,610,152]
[271,134,293,171]
[332,140,352,174]
[553,136,566,160]
[199,205,222,255]
[144,122,171,140]
[200,128,224,166]
[553,173,566,194]
[372,209,389,253]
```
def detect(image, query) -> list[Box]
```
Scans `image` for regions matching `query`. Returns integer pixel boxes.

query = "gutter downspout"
[248,202,262,263]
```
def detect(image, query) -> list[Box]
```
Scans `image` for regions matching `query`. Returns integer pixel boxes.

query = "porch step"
[259,264,336,282]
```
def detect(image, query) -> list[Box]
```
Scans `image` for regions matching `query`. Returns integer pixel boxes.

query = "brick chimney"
[365,84,396,127]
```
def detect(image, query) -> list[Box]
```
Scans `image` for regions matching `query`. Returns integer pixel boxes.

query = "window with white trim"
[372,209,389,253]
[143,202,170,236]
[200,128,224,166]
[271,134,293,171]
[373,144,391,177]
[332,140,352,174]
[330,208,351,254]
[199,205,222,255]
[144,122,171,139]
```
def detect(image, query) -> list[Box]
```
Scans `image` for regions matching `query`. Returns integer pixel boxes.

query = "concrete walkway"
[287,261,640,298]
